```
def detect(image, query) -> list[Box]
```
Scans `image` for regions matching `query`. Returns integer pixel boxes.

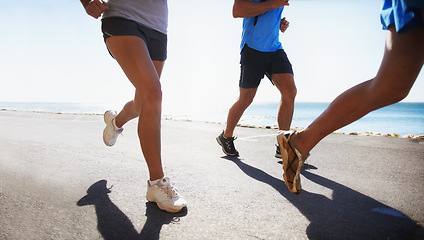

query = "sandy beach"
[1,110,423,239]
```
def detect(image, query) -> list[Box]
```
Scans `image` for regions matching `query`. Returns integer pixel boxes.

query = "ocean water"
[242,102,424,136]
[0,102,108,114]
[1,101,423,136]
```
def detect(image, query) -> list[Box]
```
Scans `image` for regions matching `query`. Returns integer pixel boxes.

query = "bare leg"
[106,36,164,181]
[114,97,140,129]
[115,61,165,128]
[295,25,424,156]
[272,73,296,130]
[223,87,257,138]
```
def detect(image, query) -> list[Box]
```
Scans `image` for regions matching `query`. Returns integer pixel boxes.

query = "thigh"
[373,25,424,92]
[131,60,165,109]
[106,36,161,96]
[272,73,295,94]
[153,60,165,78]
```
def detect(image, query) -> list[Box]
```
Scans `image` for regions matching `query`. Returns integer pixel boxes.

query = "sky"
[1,0,423,116]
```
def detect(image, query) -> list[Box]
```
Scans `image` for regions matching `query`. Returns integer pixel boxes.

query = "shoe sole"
[277,131,303,195]
[103,111,115,147]
[155,201,185,213]
[216,137,239,156]
[146,196,186,213]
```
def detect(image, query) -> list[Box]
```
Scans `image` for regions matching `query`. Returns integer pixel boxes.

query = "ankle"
[149,177,164,186]
[295,131,308,156]
[149,173,165,183]
[113,118,123,130]
[223,131,232,139]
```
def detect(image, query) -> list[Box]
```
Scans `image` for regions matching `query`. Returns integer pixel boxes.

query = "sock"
[149,177,163,186]
[112,119,123,131]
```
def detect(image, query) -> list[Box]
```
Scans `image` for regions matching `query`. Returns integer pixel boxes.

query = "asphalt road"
[1,110,423,239]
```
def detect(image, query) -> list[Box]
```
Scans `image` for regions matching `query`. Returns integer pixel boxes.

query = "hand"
[280,17,289,33]
[85,0,109,19]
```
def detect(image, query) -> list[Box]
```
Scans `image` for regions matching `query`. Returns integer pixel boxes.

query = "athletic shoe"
[277,130,310,195]
[275,144,282,158]
[216,131,239,156]
[103,110,123,147]
[146,177,187,213]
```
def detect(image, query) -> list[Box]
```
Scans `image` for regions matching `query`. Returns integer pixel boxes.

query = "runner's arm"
[233,0,289,18]
[80,0,109,19]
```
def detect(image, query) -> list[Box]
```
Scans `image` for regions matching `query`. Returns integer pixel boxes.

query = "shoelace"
[225,136,237,150]
[161,183,180,199]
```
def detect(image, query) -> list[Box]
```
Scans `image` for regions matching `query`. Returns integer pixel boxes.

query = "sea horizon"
[1,101,423,136]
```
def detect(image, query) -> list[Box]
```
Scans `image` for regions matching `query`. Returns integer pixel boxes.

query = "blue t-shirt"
[240,3,284,52]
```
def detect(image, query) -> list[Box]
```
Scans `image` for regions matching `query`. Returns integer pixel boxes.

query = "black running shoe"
[216,131,239,156]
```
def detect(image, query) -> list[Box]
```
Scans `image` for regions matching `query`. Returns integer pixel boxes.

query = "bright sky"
[1,0,423,116]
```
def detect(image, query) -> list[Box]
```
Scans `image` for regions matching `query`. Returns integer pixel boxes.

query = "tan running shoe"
[103,110,123,146]
[277,130,310,195]
[146,177,187,213]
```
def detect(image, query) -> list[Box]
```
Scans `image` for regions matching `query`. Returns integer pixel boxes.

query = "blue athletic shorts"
[380,0,424,33]
[101,17,167,61]
[239,44,293,89]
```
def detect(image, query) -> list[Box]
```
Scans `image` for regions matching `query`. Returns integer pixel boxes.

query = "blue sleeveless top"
[380,0,424,33]
[240,3,284,52]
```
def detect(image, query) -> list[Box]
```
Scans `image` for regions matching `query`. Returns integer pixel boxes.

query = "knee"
[135,85,162,113]
[370,81,410,107]
[290,85,297,99]
[238,94,255,108]
[274,76,297,101]
[143,88,163,109]
[377,88,409,106]
[283,85,297,102]
[151,88,163,102]
[389,88,409,103]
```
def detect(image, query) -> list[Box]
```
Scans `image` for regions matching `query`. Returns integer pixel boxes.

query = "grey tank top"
[103,0,168,34]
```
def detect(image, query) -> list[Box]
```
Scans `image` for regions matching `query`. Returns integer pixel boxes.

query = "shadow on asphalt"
[77,180,187,240]
[222,156,422,239]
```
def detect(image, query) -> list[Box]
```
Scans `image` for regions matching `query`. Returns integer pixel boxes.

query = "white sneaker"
[103,110,123,147]
[146,177,187,213]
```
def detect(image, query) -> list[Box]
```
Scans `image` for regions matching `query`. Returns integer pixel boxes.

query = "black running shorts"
[101,17,167,61]
[239,44,293,89]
